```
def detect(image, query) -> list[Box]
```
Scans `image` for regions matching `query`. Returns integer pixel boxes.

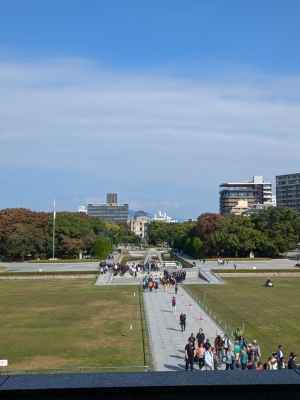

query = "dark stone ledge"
[1,370,300,400]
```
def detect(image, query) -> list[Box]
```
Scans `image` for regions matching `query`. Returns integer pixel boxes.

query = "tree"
[251,206,300,255]
[6,224,44,261]
[196,213,225,255]
[93,237,114,259]
[60,237,84,258]
[0,208,48,255]
[148,221,169,246]
[173,235,205,259]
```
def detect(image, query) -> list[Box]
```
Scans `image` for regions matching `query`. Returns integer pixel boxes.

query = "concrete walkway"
[143,284,230,371]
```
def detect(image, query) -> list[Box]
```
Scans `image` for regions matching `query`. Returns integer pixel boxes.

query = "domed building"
[129,210,149,241]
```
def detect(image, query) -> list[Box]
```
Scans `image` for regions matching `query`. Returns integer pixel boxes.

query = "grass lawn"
[187,277,300,361]
[0,280,144,371]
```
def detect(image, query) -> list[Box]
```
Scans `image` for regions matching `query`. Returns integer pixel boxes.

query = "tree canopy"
[0,208,140,260]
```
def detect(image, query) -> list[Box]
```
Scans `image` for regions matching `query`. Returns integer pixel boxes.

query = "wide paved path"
[144,284,230,371]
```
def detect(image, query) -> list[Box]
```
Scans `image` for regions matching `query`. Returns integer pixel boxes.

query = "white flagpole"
[52,198,56,259]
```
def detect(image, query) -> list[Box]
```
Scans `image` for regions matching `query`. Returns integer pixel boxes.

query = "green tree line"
[0,208,140,260]
[149,206,300,258]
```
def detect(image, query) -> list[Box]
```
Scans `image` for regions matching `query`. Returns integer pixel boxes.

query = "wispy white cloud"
[1,56,300,217]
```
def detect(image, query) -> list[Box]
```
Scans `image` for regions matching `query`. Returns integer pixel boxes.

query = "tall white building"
[149,211,177,223]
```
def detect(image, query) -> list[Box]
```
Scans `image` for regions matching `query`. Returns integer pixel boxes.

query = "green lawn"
[0,280,144,371]
[187,277,300,361]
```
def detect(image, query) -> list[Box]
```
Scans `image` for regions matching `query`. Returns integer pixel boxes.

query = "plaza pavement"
[143,284,229,371]
[0,257,298,273]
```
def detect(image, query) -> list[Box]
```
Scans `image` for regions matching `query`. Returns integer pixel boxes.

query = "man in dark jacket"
[204,338,211,351]
[185,340,195,371]
[196,328,205,347]
[179,312,186,332]
[288,354,298,369]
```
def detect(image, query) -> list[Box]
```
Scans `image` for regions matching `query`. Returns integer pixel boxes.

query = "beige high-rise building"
[219,176,272,215]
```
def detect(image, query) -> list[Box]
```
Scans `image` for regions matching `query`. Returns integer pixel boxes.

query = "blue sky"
[1,0,300,219]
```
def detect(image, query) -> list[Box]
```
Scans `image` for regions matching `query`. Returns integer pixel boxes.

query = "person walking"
[223,334,230,355]
[234,326,243,341]
[179,312,186,332]
[288,353,297,369]
[196,328,205,347]
[185,340,195,371]
[175,282,179,294]
[233,340,241,368]
[225,347,235,370]
[204,338,211,351]
[276,345,284,360]
[196,343,206,370]
[172,296,177,313]
[188,333,196,348]
[234,262,237,269]
[204,346,214,370]
[148,280,153,292]
[215,335,224,366]
[240,345,248,370]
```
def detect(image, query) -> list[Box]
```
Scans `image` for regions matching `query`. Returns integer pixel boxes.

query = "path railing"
[181,283,267,364]
[181,283,236,340]
[171,253,194,268]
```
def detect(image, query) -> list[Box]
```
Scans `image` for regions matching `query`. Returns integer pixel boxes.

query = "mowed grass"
[187,277,300,360]
[0,280,143,370]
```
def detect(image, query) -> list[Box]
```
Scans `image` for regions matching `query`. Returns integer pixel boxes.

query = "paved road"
[0,262,100,272]
[143,284,229,371]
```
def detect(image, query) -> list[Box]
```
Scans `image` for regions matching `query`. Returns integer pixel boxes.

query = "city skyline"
[1,1,300,219]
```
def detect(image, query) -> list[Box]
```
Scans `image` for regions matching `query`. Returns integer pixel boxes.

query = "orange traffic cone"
[188,299,193,306]
[199,312,204,321]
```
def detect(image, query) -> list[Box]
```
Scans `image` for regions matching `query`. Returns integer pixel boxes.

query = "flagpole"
[52,198,56,259]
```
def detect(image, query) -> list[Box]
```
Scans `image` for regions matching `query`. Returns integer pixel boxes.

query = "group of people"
[163,269,186,285]
[98,261,111,274]
[142,269,186,293]
[184,325,299,371]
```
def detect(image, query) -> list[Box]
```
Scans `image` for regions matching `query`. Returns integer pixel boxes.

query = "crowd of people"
[142,269,186,292]
[184,325,299,371]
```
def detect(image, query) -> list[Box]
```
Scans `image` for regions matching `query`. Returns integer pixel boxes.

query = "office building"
[276,173,300,217]
[107,193,117,204]
[219,176,272,215]
[87,193,129,223]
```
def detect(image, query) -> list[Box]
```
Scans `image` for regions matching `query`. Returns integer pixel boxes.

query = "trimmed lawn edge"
[0,271,98,276]
[212,269,300,274]
[29,259,101,263]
